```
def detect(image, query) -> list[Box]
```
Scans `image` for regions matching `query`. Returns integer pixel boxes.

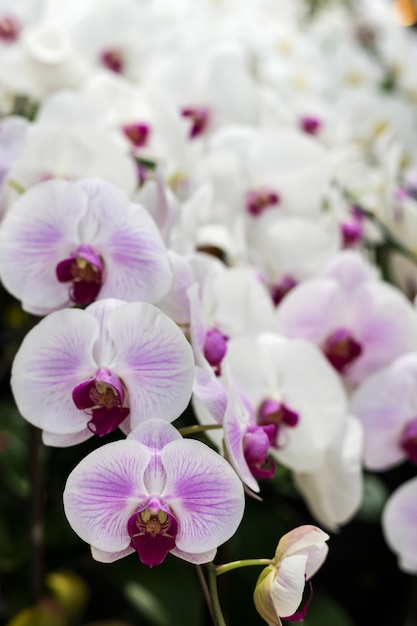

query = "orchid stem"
[196,564,216,624]
[206,562,227,626]
[179,424,222,436]
[216,558,273,576]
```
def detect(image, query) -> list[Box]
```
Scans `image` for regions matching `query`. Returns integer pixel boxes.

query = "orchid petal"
[170,546,217,565]
[382,476,417,574]
[0,179,86,313]
[11,308,99,434]
[160,439,244,553]
[63,439,151,552]
[42,428,92,447]
[106,302,195,425]
[272,554,308,618]
[91,545,135,563]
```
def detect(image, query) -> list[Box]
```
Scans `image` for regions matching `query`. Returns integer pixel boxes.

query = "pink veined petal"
[11,308,99,435]
[63,439,151,552]
[90,192,173,304]
[0,179,87,314]
[160,439,245,553]
[272,554,309,618]
[106,302,195,425]
[193,366,228,425]
[382,477,417,574]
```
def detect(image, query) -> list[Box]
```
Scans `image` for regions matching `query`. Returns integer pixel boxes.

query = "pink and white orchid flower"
[63,419,245,567]
[0,177,172,315]
[11,298,195,446]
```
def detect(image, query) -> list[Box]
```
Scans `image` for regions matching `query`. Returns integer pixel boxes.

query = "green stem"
[216,558,273,577]
[179,424,222,436]
[206,562,227,626]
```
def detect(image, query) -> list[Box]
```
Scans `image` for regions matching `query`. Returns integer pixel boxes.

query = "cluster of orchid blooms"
[2,0,417,623]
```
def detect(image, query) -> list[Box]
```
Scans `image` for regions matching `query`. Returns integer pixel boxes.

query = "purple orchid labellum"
[72,368,129,436]
[100,47,124,73]
[122,122,151,148]
[0,14,20,42]
[203,328,228,376]
[181,106,210,139]
[323,328,362,373]
[401,418,417,465]
[11,299,195,446]
[243,424,277,479]
[270,275,298,307]
[0,178,173,315]
[258,399,299,430]
[63,420,245,567]
[56,245,104,307]
[245,188,280,217]
[299,115,322,136]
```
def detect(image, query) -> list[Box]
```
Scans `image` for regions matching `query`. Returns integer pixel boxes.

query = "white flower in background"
[275,250,417,387]
[382,476,417,574]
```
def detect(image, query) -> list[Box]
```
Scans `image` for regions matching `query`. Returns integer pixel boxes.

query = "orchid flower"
[382,476,417,574]
[275,250,417,386]
[253,525,329,626]
[351,352,417,470]
[63,419,245,567]
[11,298,195,445]
[0,177,172,315]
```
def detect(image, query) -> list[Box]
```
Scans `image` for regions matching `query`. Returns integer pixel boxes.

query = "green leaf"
[303,592,355,626]
[355,473,389,522]
[124,582,170,626]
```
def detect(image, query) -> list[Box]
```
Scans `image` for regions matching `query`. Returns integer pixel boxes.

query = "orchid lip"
[323,328,362,373]
[56,245,104,306]
[204,328,228,376]
[0,14,20,42]
[122,122,151,148]
[100,47,124,73]
[128,499,178,567]
[181,105,210,138]
[72,369,129,437]
[245,188,280,217]
[401,417,417,464]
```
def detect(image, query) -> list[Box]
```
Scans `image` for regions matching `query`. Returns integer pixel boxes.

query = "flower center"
[322,328,362,373]
[203,328,228,376]
[181,106,210,138]
[401,418,417,464]
[257,399,299,448]
[100,47,124,73]
[72,369,129,436]
[128,499,178,567]
[0,15,20,42]
[245,188,280,217]
[299,115,322,136]
[122,122,151,148]
[56,245,104,306]
[270,275,298,306]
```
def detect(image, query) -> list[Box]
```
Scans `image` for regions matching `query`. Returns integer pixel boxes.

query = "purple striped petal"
[63,439,151,552]
[0,179,87,313]
[11,308,99,434]
[106,302,195,425]
[160,439,244,553]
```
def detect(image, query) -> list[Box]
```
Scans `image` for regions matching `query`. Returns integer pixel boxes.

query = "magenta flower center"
[245,188,280,217]
[122,122,151,148]
[323,328,362,373]
[270,275,298,306]
[0,14,20,42]
[72,369,129,436]
[299,115,322,136]
[181,106,210,138]
[257,399,299,448]
[203,328,228,376]
[243,424,277,479]
[100,47,125,73]
[56,245,104,306]
[401,418,417,464]
[128,499,178,567]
